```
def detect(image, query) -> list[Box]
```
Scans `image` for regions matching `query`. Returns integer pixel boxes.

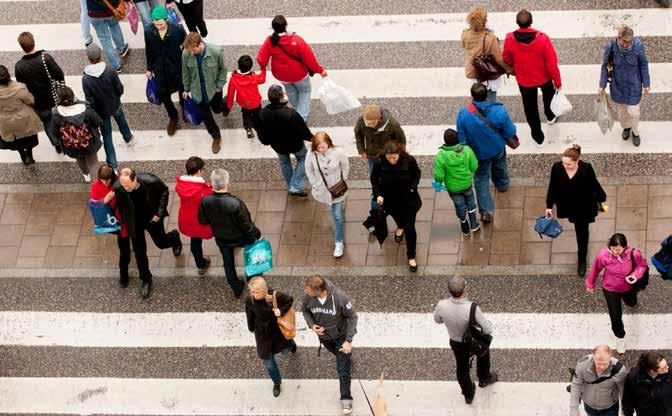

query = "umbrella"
[363,207,388,247]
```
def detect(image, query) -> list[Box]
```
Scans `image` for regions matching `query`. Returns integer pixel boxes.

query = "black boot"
[25,148,35,165]
[577,260,587,277]
[460,219,470,236]
[17,149,27,165]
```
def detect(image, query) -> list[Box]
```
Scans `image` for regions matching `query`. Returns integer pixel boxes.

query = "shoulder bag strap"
[272,290,278,309]
[41,53,53,82]
[588,361,623,384]
[314,153,330,188]
[469,302,477,325]
[468,103,501,135]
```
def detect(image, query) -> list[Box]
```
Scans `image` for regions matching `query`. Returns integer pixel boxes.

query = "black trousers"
[162,85,185,121]
[450,339,491,399]
[215,237,254,296]
[119,219,181,283]
[573,221,590,264]
[175,0,207,37]
[603,289,638,338]
[241,106,261,129]
[190,237,207,269]
[389,210,418,260]
[196,98,221,140]
[518,80,556,144]
[321,338,353,400]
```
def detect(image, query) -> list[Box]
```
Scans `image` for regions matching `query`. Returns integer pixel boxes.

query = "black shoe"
[460,220,470,236]
[290,340,297,353]
[119,44,130,58]
[394,229,405,243]
[479,372,498,388]
[140,281,152,299]
[578,261,587,277]
[234,290,243,299]
[622,128,631,140]
[289,191,308,197]
[246,128,255,139]
[657,0,670,7]
[273,384,281,397]
[465,382,476,404]
[119,275,129,288]
[172,235,183,257]
[25,149,35,165]
[632,134,641,147]
[481,212,493,223]
[197,257,211,276]
[55,144,63,154]
[408,260,418,273]
[18,150,27,165]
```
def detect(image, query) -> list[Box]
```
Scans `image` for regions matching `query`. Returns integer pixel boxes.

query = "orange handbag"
[102,0,127,21]
[270,291,296,340]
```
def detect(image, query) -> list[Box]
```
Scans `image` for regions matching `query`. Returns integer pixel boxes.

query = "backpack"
[566,360,624,394]
[534,216,563,239]
[59,120,93,150]
[462,302,492,357]
[652,235,672,280]
[630,249,650,291]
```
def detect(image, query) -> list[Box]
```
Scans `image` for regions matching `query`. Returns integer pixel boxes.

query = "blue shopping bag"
[167,8,181,25]
[534,216,563,239]
[146,77,161,105]
[183,97,202,125]
[87,200,121,235]
[244,239,273,277]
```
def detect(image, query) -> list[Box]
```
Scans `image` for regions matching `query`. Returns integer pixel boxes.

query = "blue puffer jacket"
[599,38,650,105]
[456,101,516,161]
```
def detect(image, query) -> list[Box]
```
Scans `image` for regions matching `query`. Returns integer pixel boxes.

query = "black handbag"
[467,103,519,149]
[315,153,347,199]
[472,33,506,82]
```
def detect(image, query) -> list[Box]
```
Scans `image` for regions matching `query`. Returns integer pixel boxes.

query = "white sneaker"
[547,116,559,125]
[341,399,353,415]
[535,139,545,148]
[616,337,626,354]
[82,173,91,183]
[333,242,344,258]
[126,136,136,147]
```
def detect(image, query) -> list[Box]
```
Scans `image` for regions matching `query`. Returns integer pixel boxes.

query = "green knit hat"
[151,6,168,21]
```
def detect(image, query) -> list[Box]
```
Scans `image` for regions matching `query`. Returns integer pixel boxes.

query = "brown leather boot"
[212,138,221,154]
[167,118,178,136]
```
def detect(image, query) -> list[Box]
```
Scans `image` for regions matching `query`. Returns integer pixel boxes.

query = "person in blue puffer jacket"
[598,25,650,147]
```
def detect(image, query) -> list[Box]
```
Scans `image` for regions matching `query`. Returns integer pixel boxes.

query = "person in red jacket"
[226,55,266,139]
[257,15,327,122]
[503,9,562,146]
[175,156,214,275]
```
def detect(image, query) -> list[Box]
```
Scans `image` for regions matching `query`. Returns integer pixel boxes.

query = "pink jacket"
[586,247,648,293]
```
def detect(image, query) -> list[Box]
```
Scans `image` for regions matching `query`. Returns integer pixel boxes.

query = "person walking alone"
[545,144,606,277]
[569,345,627,416]
[503,9,562,145]
[245,276,297,397]
[434,276,497,404]
[586,233,649,354]
[598,25,650,147]
[175,156,213,275]
[302,275,358,415]
[305,132,350,258]
[145,6,187,136]
[257,15,327,121]
[86,0,130,73]
[0,65,42,165]
[166,0,208,38]
[82,44,135,171]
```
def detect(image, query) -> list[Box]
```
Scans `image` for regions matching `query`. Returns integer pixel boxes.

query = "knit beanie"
[151,6,168,21]
[443,128,459,146]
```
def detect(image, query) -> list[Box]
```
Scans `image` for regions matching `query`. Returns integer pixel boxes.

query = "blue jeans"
[100,106,133,168]
[474,150,509,214]
[262,347,290,385]
[90,17,126,71]
[277,144,307,193]
[135,0,163,30]
[367,158,377,212]
[331,200,345,243]
[37,109,58,148]
[282,76,312,122]
[449,187,477,222]
[584,402,619,416]
[80,0,92,45]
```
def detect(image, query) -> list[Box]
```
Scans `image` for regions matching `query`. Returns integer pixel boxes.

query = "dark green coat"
[145,23,187,97]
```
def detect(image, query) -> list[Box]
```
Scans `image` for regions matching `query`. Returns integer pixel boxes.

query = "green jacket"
[181,43,227,104]
[433,144,478,192]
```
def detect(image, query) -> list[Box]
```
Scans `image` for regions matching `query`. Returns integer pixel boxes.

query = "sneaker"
[478,372,498,388]
[333,241,344,258]
[118,44,130,58]
[460,220,470,236]
[341,399,353,415]
[616,337,626,354]
[632,134,641,147]
[115,65,123,74]
[126,136,136,147]
[246,128,255,139]
[289,191,308,197]
[547,116,559,125]
[622,128,632,140]
[535,138,545,148]
[83,173,92,183]
[470,221,481,232]
[197,257,211,276]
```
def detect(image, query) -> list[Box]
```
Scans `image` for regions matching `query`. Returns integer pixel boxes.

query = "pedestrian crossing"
[1,1,671,414]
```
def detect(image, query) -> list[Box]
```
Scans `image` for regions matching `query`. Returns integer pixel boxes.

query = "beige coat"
[0,81,42,141]
[461,28,511,80]
[305,147,350,205]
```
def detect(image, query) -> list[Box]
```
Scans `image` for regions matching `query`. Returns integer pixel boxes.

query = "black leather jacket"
[198,192,261,243]
[114,172,170,238]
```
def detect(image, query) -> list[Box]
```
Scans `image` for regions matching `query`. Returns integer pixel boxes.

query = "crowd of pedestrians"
[0,2,669,414]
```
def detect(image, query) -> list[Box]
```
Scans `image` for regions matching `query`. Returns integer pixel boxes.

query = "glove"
[431,179,447,193]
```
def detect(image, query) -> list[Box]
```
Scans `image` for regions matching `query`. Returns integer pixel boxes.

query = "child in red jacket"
[226,55,266,139]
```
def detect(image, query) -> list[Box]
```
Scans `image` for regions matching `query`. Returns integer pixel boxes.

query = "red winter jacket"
[226,69,266,110]
[175,176,214,239]
[90,179,128,238]
[502,28,562,88]
[257,33,323,83]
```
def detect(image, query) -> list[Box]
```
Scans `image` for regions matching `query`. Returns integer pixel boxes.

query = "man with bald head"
[114,168,182,299]
[569,345,627,416]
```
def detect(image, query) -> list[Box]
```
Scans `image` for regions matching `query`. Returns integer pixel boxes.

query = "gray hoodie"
[569,354,627,415]
[301,279,358,343]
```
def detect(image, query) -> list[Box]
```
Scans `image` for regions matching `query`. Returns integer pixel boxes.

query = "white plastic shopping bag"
[550,91,573,116]
[317,78,361,115]
[594,94,615,135]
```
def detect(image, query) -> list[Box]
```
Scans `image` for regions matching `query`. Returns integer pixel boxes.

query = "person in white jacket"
[305,131,349,258]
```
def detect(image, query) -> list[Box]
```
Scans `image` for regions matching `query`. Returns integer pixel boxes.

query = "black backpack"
[630,249,650,291]
[462,302,492,357]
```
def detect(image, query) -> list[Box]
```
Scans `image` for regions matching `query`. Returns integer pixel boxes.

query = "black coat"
[371,152,422,221]
[15,51,64,111]
[114,173,170,239]
[623,366,671,416]
[82,63,123,118]
[256,102,312,154]
[546,160,606,224]
[145,23,187,97]
[197,192,261,244]
[245,289,294,359]
[48,101,103,159]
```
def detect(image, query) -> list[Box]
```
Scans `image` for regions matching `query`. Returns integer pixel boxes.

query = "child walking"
[226,55,266,139]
